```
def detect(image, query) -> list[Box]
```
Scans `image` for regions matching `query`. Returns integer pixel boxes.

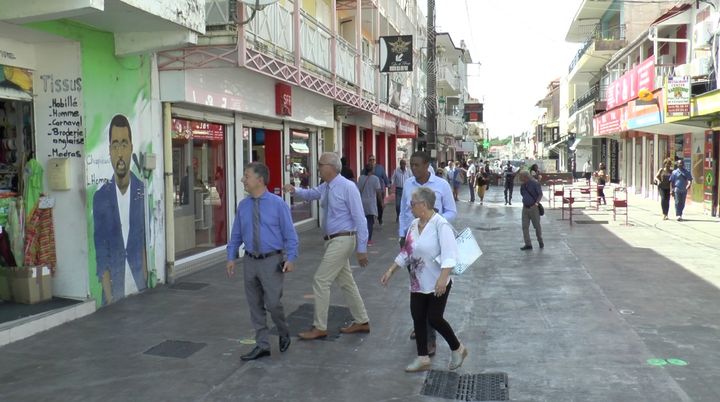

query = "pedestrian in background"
[476,168,488,205]
[357,166,382,245]
[381,187,468,373]
[398,151,457,356]
[582,159,593,185]
[284,152,371,340]
[391,159,412,222]
[367,155,390,226]
[519,171,544,251]
[594,163,608,205]
[340,156,354,181]
[669,159,693,221]
[226,162,299,361]
[529,163,541,182]
[503,161,517,205]
[466,159,476,203]
[654,158,673,220]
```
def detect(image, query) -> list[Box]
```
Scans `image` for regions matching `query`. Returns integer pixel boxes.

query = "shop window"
[289,130,313,222]
[171,118,227,259]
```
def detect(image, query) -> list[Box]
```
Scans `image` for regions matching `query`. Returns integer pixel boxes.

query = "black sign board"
[463,103,483,122]
[380,35,413,72]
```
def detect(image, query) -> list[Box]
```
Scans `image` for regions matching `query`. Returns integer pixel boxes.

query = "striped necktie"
[253,197,260,253]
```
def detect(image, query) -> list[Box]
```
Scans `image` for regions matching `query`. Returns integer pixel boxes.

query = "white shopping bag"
[451,228,482,275]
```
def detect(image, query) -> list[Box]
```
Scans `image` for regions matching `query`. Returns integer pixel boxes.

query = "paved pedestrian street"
[1,185,719,402]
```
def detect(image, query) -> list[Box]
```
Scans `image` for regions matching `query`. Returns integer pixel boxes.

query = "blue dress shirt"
[669,167,693,192]
[294,174,369,253]
[227,191,299,262]
[398,174,457,237]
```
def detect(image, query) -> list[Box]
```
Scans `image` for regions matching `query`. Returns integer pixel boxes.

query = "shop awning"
[290,143,310,154]
[0,86,32,101]
[651,4,691,27]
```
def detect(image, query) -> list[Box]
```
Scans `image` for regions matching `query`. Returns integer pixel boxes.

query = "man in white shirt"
[466,159,476,203]
[582,159,593,185]
[391,159,412,222]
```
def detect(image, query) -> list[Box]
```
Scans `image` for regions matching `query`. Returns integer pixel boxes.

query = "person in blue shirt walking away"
[226,162,299,361]
[669,159,693,221]
[519,171,544,251]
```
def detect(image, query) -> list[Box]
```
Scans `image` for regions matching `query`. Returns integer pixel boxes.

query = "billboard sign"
[379,35,413,72]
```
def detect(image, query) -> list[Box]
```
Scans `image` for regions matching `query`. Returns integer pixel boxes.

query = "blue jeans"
[674,190,687,217]
[366,215,375,241]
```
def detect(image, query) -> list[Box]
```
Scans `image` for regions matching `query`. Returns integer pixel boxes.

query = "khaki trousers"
[313,235,369,330]
[522,205,543,246]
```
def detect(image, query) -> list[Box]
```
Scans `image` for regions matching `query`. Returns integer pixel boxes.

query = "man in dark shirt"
[519,171,544,251]
[341,157,355,181]
[503,161,517,205]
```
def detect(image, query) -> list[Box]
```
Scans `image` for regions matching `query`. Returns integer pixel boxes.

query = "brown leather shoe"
[340,322,370,334]
[298,327,328,340]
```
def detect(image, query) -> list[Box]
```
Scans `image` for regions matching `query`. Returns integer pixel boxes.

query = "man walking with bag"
[519,171,544,251]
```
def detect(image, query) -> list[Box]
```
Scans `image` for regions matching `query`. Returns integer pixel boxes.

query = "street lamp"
[239,0,279,25]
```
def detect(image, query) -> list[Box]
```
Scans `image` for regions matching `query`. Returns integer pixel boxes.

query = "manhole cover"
[422,370,509,401]
[274,303,352,340]
[574,220,609,224]
[144,340,206,359]
[475,227,501,231]
[170,282,209,291]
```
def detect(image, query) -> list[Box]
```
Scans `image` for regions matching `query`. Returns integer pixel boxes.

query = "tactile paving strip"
[422,370,509,401]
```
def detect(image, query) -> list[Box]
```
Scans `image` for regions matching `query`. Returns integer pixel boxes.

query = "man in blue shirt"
[669,159,693,221]
[398,151,457,355]
[368,154,390,225]
[284,152,371,340]
[227,163,299,361]
[519,171,544,250]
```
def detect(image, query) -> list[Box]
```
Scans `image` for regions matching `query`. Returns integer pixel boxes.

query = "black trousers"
[377,197,384,224]
[410,282,460,356]
[659,187,670,215]
[504,181,514,202]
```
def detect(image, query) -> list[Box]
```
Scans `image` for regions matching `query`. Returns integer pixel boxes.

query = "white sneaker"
[448,344,468,370]
[677,216,683,221]
[405,356,431,372]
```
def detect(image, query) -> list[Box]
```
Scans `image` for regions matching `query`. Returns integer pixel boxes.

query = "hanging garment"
[7,199,23,264]
[24,158,44,220]
[24,203,56,273]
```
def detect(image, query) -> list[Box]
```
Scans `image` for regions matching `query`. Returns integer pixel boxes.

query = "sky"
[432,0,582,138]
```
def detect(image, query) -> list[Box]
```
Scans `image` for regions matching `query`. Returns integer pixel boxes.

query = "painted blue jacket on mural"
[93,173,146,304]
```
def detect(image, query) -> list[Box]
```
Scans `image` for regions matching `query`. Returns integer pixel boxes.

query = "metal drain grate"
[475,227,501,231]
[422,370,509,401]
[144,340,206,359]
[170,282,209,291]
[574,220,609,224]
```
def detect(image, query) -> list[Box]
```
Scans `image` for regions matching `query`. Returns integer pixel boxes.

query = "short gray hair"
[246,162,269,184]
[321,152,342,172]
[411,187,436,208]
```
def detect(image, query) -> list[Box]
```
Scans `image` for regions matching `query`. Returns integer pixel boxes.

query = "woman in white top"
[381,187,468,372]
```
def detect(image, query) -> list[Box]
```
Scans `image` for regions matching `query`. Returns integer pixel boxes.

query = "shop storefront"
[160,67,333,274]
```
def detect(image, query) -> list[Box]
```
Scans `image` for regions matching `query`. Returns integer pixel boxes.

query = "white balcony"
[437,65,460,95]
[362,57,376,95]
[438,115,464,139]
[336,37,357,84]
[300,11,331,73]
[0,0,204,55]
[244,2,294,60]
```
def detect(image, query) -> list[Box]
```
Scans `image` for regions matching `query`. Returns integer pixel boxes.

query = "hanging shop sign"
[275,82,292,116]
[593,106,626,136]
[463,103,483,122]
[627,92,663,129]
[379,35,413,72]
[606,56,655,109]
[665,76,691,117]
[171,118,224,141]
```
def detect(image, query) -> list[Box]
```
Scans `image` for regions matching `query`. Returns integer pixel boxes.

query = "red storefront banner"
[171,118,225,141]
[593,106,626,136]
[704,131,715,208]
[397,117,416,138]
[275,82,292,116]
[606,56,656,110]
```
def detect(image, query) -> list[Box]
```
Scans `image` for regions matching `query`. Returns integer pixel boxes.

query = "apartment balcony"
[568,25,626,81]
[165,0,381,113]
[0,0,204,55]
[437,65,461,95]
[568,84,606,116]
[438,115,465,139]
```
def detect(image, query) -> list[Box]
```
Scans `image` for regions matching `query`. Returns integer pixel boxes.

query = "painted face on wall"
[109,125,133,179]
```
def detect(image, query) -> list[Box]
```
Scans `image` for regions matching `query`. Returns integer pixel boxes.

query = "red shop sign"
[396,117,417,138]
[606,56,656,109]
[275,82,292,116]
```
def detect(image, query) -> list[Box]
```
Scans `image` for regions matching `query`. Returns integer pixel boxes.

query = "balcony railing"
[438,115,464,138]
[568,24,626,73]
[244,2,294,59]
[336,37,357,84]
[437,65,459,91]
[300,11,331,72]
[362,57,375,95]
[569,84,600,116]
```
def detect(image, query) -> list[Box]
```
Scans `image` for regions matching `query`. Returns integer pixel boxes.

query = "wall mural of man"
[93,114,147,305]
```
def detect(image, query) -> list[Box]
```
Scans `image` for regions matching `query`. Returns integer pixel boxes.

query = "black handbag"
[538,203,545,216]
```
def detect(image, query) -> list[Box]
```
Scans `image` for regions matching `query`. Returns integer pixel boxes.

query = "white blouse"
[395,213,458,294]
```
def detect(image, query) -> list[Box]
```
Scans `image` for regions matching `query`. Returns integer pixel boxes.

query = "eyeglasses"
[410,200,424,207]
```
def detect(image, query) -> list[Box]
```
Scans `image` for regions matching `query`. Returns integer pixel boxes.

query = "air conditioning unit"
[690,57,711,77]
[657,55,675,66]
[206,0,237,27]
